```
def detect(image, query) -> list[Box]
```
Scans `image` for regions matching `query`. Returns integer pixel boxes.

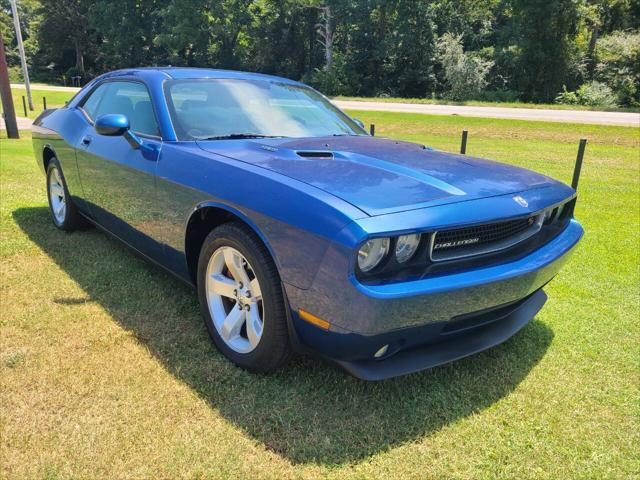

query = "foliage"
[556,85,580,105]
[509,0,581,103]
[594,30,640,106]
[576,80,618,106]
[437,33,494,101]
[1,0,638,106]
[556,80,618,107]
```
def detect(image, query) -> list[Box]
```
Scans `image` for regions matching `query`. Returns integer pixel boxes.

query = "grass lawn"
[1,113,638,479]
[0,87,76,119]
[336,96,640,113]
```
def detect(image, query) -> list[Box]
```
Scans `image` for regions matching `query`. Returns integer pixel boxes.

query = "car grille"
[430,214,543,261]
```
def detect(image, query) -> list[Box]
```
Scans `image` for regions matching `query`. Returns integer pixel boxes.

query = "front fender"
[156,142,366,289]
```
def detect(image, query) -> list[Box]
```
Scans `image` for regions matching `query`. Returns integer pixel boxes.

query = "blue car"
[32,68,583,380]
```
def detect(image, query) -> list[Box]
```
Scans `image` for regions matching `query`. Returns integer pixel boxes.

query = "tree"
[88,0,167,70]
[510,0,581,102]
[37,0,95,76]
[437,33,493,100]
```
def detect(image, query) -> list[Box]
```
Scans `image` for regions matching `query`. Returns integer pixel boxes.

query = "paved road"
[334,100,640,127]
[0,116,35,130]
[10,83,80,92]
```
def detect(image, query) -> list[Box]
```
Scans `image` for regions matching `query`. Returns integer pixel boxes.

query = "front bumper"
[284,219,583,378]
[336,289,547,380]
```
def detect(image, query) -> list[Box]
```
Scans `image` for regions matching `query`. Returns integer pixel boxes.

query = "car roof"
[96,67,304,86]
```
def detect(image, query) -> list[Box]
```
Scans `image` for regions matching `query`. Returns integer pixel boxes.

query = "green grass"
[1,114,639,478]
[0,87,76,119]
[335,96,640,113]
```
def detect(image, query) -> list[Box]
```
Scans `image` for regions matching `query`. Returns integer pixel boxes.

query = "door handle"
[81,135,92,146]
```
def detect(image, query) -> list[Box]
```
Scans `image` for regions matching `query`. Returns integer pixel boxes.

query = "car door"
[75,80,164,263]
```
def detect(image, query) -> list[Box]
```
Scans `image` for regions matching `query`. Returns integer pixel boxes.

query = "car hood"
[197,136,562,216]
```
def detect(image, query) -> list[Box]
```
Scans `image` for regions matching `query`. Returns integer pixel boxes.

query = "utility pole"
[9,0,33,111]
[0,34,20,138]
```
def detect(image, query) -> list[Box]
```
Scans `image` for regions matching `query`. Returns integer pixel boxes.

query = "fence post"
[572,139,587,190]
[43,96,47,110]
[22,95,27,117]
[460,129,468,154]
[369,124,375,136]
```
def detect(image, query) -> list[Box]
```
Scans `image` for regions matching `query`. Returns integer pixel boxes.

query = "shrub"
[555,81,617,107]
[576,81,618,107]
[437,33,494,101]
[555,86,579,105]
[8,66,23,83]
[304,56,351,97]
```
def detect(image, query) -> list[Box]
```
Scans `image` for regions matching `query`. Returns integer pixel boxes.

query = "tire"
[46,157,85,231]
[197,222,292,373]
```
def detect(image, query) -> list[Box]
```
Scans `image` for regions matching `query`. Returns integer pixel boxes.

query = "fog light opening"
[374,344,389,358]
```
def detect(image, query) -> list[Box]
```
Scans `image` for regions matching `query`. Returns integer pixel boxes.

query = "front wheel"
[46,158,84,231]
[197,222,291,373]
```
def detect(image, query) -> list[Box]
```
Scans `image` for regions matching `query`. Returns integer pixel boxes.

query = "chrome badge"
[513,195,529,208]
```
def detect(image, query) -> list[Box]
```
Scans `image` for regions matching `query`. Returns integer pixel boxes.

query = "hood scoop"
[296,150,334,160]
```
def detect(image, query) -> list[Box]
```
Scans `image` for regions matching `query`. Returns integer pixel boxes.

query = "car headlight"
[395,234,421,263]
[358,238,390,272]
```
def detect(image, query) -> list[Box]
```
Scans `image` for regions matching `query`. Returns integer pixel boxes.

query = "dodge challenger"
[31,67,584,380]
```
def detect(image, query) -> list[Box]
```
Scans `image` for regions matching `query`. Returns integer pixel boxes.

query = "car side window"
[82,81,160,137]
[81,84,108,120]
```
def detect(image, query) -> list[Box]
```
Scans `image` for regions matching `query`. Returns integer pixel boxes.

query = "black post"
[460,129,468,154]
[369,124,375,136]
[572,139,587,190]
[22,95,27,117]
[43,96,47,110]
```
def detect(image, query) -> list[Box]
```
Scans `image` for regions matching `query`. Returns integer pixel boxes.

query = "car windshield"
[165,79,366,140]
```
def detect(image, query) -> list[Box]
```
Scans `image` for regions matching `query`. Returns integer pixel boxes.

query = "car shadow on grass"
[14,207,554,466]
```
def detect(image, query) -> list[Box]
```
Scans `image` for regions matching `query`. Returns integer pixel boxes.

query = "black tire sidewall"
[197,223,290,372]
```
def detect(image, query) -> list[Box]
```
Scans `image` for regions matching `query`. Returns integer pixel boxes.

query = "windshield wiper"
[201,133,288,140]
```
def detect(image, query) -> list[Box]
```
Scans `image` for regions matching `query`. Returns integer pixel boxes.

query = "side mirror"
[353,118,365,129]
[95,114,129,136]
[94,113,142,149]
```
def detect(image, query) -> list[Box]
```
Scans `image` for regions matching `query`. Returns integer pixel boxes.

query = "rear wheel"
[46,158,84,231]
[197,222,291,373]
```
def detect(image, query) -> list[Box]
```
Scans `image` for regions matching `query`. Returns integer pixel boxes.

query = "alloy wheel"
[205,246,264,353]
[49,166,66,224]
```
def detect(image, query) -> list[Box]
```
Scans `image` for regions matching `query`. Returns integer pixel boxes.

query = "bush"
[8,66,23,83]
[437,33,494,101]
[304,56,351,97]
[555,86,579,105]
[555,81,617,107]
[577,81,618,107]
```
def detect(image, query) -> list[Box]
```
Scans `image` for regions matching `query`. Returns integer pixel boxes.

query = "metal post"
[460,129,468,154]
[21,95,27,116]
[370,124,375,136]
[0,34,19,138]
[572,139,587,190]
[9,0,33,110]
[43,96,46,110]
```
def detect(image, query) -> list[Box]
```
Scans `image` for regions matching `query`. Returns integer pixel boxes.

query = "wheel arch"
[42,144,57,171]
[184,202,281,285]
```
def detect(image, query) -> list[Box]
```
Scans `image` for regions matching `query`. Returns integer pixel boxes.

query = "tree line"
[1,0,638,106]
